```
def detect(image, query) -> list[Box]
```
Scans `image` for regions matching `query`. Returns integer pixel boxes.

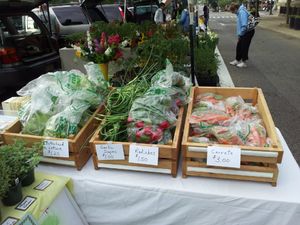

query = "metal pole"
[286,0,291,24]
[188,0,195,85]
[256,0,259,18]
[124,0,127,22]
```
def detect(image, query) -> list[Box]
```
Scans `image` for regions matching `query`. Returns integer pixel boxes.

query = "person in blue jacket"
[229,2,255,68]
[179,8,190,33]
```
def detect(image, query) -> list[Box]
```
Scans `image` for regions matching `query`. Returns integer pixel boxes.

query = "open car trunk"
[0,0,48,13]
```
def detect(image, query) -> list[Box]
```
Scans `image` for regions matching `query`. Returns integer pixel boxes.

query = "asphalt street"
[209,11,300,165]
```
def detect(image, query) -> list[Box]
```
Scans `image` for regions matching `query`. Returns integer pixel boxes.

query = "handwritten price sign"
[96,144,125,160]
[43,140,69,158]
[129,145,159,166]
[207,146,241,168]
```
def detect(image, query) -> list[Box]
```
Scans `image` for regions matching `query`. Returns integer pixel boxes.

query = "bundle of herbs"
[97,63,158,141]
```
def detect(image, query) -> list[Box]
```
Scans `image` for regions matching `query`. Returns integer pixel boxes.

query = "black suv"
[0,0,60,90]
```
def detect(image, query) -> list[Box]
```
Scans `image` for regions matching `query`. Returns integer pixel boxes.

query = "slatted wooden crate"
[2,107,103,170]
[90,107,185,177]
[182,87,283,186]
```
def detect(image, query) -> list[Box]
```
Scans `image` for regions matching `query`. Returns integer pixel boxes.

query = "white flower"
[87,30,93,52]
[121,40,129,48]
[104,47,113,56]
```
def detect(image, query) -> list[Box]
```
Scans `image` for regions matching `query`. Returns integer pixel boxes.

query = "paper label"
[96,144,125,160]
[15,196,36,211]
[129,145,159,166]
[207,146,241,168]
[34,179,53,191]
[43,140,69,158]
[1,217,19,225]
[0,115,17,130]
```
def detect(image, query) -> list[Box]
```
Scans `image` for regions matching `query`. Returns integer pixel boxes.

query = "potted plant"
[194,46,220,86]
[0,143,23,206]
[0,159,11,219]
[18,142,42,187]
[0,141,41,206]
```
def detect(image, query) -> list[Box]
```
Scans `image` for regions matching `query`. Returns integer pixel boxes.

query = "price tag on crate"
[43,139,69,158]
[96,144,125,160]
[129,144,159,166]
[207,146,241,168]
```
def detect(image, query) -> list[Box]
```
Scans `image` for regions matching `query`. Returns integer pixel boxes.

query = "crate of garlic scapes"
[182,87,283,186]
[2,63,109,170]
[90,60,191,177]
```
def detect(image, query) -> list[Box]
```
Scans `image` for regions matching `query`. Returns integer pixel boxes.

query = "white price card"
[129,145,159,166]
[207,146,241,168]
[43,140,69,158]
[96,144,125,160]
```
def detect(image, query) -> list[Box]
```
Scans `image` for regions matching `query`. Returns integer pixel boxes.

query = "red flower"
[113,49,123,60]
[146,30,153,38]
[108,34,121,45]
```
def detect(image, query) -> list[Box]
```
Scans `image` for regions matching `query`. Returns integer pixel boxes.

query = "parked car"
[0,0,60,89]
[97,4,134,23]
[129,0,159,23]
[33,0,108,47]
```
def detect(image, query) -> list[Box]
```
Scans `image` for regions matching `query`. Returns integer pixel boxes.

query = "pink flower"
[108,34,121,45]
[100,32,107,49]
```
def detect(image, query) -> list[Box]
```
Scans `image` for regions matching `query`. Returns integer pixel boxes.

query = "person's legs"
[242,29,255,61]
[236,35,248,67]
[230,39,242,65]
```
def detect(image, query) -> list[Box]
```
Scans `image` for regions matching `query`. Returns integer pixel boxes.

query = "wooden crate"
[2,107,103,170]
[182,87,283,186]
[90,107,185,177]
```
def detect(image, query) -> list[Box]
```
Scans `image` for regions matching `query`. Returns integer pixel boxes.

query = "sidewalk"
[258,12,300,39]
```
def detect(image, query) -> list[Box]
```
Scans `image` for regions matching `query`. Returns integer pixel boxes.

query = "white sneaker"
[236,61,247,68]
[229,60,240,66]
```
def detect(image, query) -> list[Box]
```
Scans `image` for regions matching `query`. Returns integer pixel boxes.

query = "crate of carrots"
[182,87,283,186]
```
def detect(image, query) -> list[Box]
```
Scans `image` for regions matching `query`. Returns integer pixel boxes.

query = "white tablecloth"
[37,129,300,225]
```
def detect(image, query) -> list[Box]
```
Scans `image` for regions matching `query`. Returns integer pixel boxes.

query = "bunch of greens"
[98,63,159,141]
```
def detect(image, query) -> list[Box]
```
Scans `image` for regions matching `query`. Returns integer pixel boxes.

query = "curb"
[216,47,235,87]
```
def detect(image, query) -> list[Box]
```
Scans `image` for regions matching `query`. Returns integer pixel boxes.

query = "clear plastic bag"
[84,62,109,91]
[44,101,90,138]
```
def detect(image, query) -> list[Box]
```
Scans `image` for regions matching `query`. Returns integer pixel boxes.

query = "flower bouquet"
[74,31,123,80]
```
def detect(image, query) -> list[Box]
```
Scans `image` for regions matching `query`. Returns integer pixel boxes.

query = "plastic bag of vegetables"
[43,101,90,138]
[151,59,191,106]
[127,88,177,144]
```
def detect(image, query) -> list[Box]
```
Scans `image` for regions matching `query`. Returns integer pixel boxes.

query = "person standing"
[229,2,255,68]
[179,7,189,33]
[203,4,209,28]
[154,3,166,25]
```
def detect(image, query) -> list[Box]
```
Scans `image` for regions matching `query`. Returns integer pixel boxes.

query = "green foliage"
[136,31,189,71]
[0,140,42,184]
[65,32,86,47]
[0,159,11,198]
[195,45,220,76]
[218,0,232,9]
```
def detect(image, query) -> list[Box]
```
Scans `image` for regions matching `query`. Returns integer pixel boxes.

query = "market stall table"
[0,172,88,225]
[37,129,300,225]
